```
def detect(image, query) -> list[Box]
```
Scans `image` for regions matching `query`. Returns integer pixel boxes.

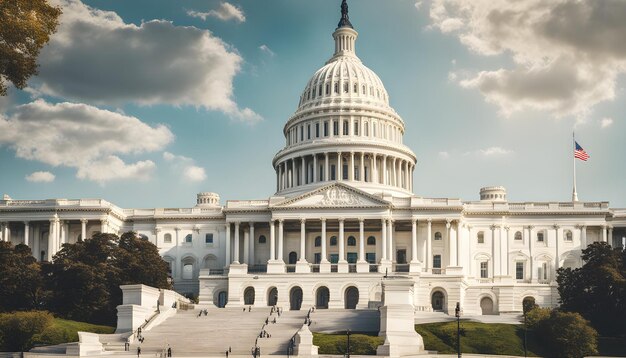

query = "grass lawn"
[313,332,383,355]
[33,318,115,346]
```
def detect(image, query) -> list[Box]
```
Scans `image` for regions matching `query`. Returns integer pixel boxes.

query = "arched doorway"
[480,297,494,315]
[267,287,278,306]
[244,287,255,305]
[290,287,303,310]
[522,296,536,314]
[344,286,359,309]
[217,291,228,308]
[288,251,298,265]
[316,286,330,309]
[431,291,444,311]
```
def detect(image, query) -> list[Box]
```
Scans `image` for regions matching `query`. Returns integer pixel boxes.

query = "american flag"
[574,141,590,161]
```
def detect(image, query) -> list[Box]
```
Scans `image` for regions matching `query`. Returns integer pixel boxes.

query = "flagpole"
[572,131,579,202]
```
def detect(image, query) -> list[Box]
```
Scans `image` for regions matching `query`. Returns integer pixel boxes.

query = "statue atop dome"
[337,0,353,29]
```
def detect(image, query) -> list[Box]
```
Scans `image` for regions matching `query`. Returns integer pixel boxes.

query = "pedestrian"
[272,317,276,324]
[229,346,232,353]
[249,306,252,312]
[137,346,141,357]
[167,347,172,357]
[265,318,268,325]
[226,350,229,358]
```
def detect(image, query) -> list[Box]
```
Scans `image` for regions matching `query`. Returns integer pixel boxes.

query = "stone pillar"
[337,152,342,181]
[80,219,87,241]
[296,219,310,272]
[372,154,378,184]
[313,155,318,184]
[338,218,348,273]
[466,225,472,276]
[448,221,457,268]
[349,152,355,181]
[320,219,330,273]
[409,219,420,272]
[243,227,249,265]
[426,219,432,271]
[269,220,276,261]
[225,223,231,267]
[382,155,387,185]
[608,227,613,245]
[388,219,394,262]
[392,158,397,186]
[554,224,560,271]
[249,223,255,265]
[602,225,607,242]
[528,226,535,282]
[301,156,306,186]
[324,152,329,181]
[490,225,497,278]
[278,219,284,262]
[360,152,365,181]
[580,225,587,250]
[233,222,240,264]
[48,219,56,260]
[357,218,368,273]
[24,221,30,247]
[381,218,387,261]
[504,226,511,276]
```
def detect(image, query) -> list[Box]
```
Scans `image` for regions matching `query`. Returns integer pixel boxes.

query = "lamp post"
[455,302,461,358]
[346,329,351,358]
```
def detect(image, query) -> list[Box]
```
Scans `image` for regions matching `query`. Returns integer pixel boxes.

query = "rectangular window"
[315,123,320,137]
[314,253,321,264]
[324,121,328,136]
[516,262,524,280]
[480,261,488,278]
[330,165,336,180]
[433,255,441,268]
[343,121,349,135]
[342,164,348,180]
[307,124,311,140]
[205,233,213,244]
[537,232,544,242]
[347,252,358,264]
[329,254,339,264]
[319,165,324,181]
[541,262,548,280]
[333,121,339,135]
[300,125,304,141]
[354,121,359,135]
[366,253,376,264]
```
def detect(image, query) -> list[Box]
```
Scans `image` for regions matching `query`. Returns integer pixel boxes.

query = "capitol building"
[1,2,625,317]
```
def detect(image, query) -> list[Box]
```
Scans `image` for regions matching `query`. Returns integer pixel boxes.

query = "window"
[434,232,442,240]
[367,236,376,245]
[477,231,485,244]
[516,262,524,280]
[343,120,349,135]
[353,120,359,135]
[433,255,442,268]
[334,82,338,93]
[333,120,339,135]
[362,85,366,94]
[330,254,339,264]
[326,83,330,95]
[324,121,328,136]
[347,252,357,263]
[315,123,320,137]
[259,235,267,244]
[480,261,488,278]
[331,165,336,180]
[364,122,369,136]
[565,230,573,241]
[307,124,311,140]
[312,88,316,98]
[319,84,323,96]
[314,236,322,247]
[342,162,348,180]
[537,232,544,242]
[205,233,213,244]
[539,262,549,281]
[164,233,172,243]
[330,236,338,246]
[314,253,322,264]
[353,83,357,93]
[343,82,348,93]
[366,253,376,264]
[347,236,356,246]
[515,231,522,241]
[185,234,192,243]
[300,125,304,141]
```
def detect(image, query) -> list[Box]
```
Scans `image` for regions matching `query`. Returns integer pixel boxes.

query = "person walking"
[137,346,141,357]
[167,346,172,357]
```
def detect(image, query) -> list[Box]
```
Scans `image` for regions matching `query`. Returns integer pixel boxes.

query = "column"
[313,154,318,183]
[504,226,511,275]
[243,226,250,265]
[349,152,354,181]
[380,219,387,261]
[426,219,432,271]
[48,219,56,260]
[338,219,346,261]
[249,223,255,265]
[608,227,613,245]
[301,157,306,186]
[602,225,607,242]
[279,163,284,190]
[388,219,394,262]
[0,222,4,242]
[554,225,560,271]
[411,219,418,262]
[404,161,409,189]
[392,158,397,186]
[466,225,472,276]
[372,154,378,184]
[498,224,505,276]
[24,221,30,247]
[225,223,231,266]
[359,152,365,181]
[233,222,240,264]
[320,218,330,273]
[528,226,535,282]
[269,220,276,261]
[80,219,87,241]
[358,219,365,262]
[580,225,587,250]
[324,153,329,181]
[490,225,497,277]
[337,152,342,181]
[299,219,307,262]
[278,219,284,262]
[382,155,387,185]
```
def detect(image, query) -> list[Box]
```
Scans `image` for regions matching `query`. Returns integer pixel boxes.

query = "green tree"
[529,308,598,358]
[0,0,61,95]
[0,311,53,352]
[115,232,171,289]
[0,242,44,311]
[557,242,625,335]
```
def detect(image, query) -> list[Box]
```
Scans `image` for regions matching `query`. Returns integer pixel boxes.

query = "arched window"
[477,231,484,244]
[367,236,376,245]
[515,231,522,241]
[347,236,356,246]
[343,120,349,135]
[434,232,442,240]
[164,233,172,243]
[362,85,366,94]
[565,230,573,241]
[259,235,267,244]
[343,82,348,93]
[334,82,339,93]
[330,236,338,246]
[353,83,357,93]
[319,84,323,96]
[314,236,322,247]
[326,83,330,95]
[185,234,192,243]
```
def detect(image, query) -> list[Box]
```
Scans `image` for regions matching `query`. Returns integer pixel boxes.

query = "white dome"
[297,55,391,112]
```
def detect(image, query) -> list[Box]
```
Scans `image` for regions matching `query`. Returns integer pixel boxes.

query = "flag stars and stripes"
[574,141,590,161]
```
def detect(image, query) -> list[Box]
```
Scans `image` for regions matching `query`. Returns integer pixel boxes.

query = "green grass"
[313,332,383,355]
[33,318,115,347]
[415,321,545,356]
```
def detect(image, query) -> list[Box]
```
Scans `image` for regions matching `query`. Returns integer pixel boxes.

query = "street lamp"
[346,329,351,358]
[455,302,461,358]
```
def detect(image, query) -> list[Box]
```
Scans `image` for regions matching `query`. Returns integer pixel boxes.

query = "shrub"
[0,311,53,352]
[528,307,598,358]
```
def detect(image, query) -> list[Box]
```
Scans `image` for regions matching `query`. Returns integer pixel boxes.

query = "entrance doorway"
[431,291,444,311]
[268,287,278,306]
[480,297,494,315]
[290,287,303,310]
[244,287,255,305]
[396,249,407,264]
[217,291,228,308]
[344,286,359,309]
[316,286,330,309]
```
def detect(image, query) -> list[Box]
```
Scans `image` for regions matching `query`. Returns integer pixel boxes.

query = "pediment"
[274,183,391,209]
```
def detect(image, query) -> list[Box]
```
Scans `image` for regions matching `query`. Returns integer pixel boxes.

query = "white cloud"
[25,171,56,183]
[187,2,246,23]
[478,146,513,157]
[0,100,173,184]
[162,152,206,182]
[415,1,423,11]
[600,117,614,128]
[438,151,450,159]
[427,0,626,118]
[259,45,275,57]
[32,0,260,123]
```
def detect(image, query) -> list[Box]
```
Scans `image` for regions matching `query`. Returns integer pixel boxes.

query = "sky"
[1,0,625,209]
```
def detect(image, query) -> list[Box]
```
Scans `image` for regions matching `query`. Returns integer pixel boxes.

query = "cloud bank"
[187,2,246,23]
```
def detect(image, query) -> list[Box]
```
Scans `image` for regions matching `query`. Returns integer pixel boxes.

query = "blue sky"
[1,0,624,208]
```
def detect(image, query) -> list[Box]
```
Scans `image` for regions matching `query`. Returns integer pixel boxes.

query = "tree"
[115,232,171,289]
[0,0,61,95]
[0,311,53,352]
[528,308,598,358]
[0,242,44,311]
[557,242,625,335]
